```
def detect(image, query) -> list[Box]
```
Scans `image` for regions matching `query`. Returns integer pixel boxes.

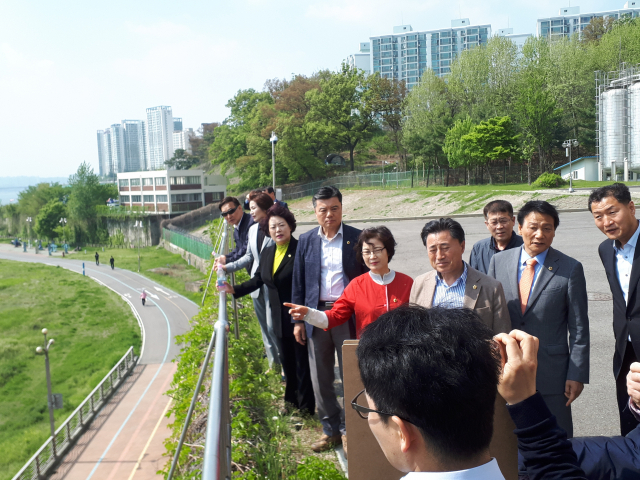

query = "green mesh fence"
[163,228,213,259]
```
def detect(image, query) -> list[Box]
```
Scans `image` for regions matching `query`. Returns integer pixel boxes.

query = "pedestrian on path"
[110,256,115,270]
[141,289,147,306]
[95,252,99,266]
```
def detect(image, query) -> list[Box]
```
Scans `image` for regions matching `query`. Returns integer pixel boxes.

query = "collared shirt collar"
[318,222,344,241]
[614,220,640,251]
[519,246,549,267]
[436,262,468,288]
[490,231,518,252]
[401,458,504,480]
[369,270,396,285]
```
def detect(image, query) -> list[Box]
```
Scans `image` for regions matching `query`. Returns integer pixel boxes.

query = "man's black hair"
[312,185,342,208]
[219,196,240,210]
[357,304,500,462]
[588,183,632,212]
[483,200,514,219]
[420,218,465,246]
[517,200,560,229]
[266,186,275,194]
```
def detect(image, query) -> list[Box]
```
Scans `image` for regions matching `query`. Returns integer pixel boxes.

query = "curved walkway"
[0,245,199,480]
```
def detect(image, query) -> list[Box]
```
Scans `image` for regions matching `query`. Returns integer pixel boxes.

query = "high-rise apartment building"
[173,127,194,154]
[347,42,371,75]
[370,20,490,88]
[173,118,183,131]
[537,3,640,40]
[110,124,126,174]
[97,129,112,177]
[495,28,532,51]
[122,120,148,172]
[146,106,175,170]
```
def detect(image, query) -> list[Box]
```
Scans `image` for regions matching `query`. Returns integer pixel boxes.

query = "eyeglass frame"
[220,205,239,217]
[350,388,412,423]
[361,247,386,257]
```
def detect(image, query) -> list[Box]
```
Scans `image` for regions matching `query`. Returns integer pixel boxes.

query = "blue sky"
[0,0,627,177]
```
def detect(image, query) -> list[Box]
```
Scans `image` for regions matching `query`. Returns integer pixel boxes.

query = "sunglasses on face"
[221,206,239,217]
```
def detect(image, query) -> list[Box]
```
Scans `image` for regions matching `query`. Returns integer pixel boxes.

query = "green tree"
[165,149,200,170]
[306,64,376,171]
[17,182,69,219]
[461,116,520,184]
[443,117,474,183]
[34,200,66,241]
[582,16,615,44]
[368,74,408,168]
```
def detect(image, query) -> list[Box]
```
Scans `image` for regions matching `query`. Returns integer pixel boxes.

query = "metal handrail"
[12,347,137,480]
[168,222,233,480]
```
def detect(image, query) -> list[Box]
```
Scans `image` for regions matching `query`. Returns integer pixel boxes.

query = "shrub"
[532,172,567,188]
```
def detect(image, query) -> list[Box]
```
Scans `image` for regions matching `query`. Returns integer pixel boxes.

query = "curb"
[296,208,591,225]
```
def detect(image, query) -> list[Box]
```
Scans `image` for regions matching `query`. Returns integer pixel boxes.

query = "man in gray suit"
[488,200,590,437]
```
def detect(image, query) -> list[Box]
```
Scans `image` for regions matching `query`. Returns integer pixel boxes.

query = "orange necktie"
[519,259,537,315]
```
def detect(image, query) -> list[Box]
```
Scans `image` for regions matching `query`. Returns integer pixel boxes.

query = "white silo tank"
[602,88,627,169]
[629,82,640,169]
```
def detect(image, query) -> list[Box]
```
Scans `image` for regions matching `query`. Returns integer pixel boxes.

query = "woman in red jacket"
[285,226,413,339]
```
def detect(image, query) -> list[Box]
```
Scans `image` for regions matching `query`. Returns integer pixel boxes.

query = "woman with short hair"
[285,226,413,339]
[218,205,315,415]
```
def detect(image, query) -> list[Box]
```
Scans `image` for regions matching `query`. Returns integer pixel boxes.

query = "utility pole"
[562,139,579,193]
[270,132,278,190]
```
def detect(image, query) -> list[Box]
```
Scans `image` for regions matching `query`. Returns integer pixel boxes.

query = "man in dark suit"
[266,186,288,209]
[589,183,640,435]
[292,186,368,454]
[469,200,524,274]
[213,196,254,274]
[488,200,590,438]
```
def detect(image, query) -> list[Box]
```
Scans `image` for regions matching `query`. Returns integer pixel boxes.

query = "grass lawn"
[0,259,142,480]
[65,246,208,304]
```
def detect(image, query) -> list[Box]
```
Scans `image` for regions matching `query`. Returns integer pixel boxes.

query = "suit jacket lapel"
[310,227,322,289]
[626,239,640,304]
[262,244,276,284]
[274,242,294,278]
[423,272,437,307]
[526,247,559,313]
[603,241,625,306]
[508,249,521,312]
[464,270,480,309]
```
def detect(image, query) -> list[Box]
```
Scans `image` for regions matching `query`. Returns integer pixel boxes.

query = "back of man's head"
[357,304,500,463]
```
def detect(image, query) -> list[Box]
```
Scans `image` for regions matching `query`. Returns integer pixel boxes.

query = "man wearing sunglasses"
[213,196,254,273]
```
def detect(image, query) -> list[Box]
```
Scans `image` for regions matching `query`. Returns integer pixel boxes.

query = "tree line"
[0,163,118,244]
[206,17,640,190]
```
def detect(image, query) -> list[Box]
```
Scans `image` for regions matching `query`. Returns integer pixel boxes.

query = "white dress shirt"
[319,223,345,302]
[401,458,504,480]
[614,220,640,341]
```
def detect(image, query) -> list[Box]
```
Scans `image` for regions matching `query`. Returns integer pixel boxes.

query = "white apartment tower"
[122,120,148,172]
[173,127,194,154]
[146,106,175,170]
[110,123,126,173]
[97,129,109,177]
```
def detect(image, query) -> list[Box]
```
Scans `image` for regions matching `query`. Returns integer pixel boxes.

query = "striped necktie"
[519,259,537,315]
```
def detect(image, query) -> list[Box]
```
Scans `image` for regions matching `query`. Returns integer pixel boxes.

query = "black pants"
[280,335,315,416]
[95,259,99,265]
[616,341,639,436]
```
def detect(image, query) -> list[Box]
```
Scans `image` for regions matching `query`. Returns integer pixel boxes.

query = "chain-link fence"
[12,348,137,480]
[163,226,213,259]
[281,163,545,201]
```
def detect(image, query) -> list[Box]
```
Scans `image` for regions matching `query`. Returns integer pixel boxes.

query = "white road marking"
[154,286,171,296]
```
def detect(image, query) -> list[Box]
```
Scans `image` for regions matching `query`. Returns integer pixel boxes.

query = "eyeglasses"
[221,206,239,217]
[351,389,411,423]
[486,218,511,227]
[361,247,386,257]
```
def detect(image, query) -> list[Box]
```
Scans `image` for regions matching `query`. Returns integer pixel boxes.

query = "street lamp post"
[35,328,57,457]
[59,217,67,253]
[134,220,143,272]
[562,139,579,193]
[269,132,278,190]
[26,217,32,250]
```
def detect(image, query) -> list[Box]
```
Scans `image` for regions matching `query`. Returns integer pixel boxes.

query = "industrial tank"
[601,88,628,168]
[629,82,640,169]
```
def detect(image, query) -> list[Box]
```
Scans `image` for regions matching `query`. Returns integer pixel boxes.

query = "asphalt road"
[297,210,621,437]
[0,245,198,479]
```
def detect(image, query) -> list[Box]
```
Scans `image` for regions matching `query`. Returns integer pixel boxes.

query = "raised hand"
[494,330,539,405]
[283,302,309,321]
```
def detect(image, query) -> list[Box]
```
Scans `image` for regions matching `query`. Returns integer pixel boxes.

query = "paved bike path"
[0,246,199,479]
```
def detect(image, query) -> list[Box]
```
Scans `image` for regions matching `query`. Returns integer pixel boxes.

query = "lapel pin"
[393,298,398,303]
[347,241,351,244]
[288,254,291,257]
[548,266,553,271]
[472,285,477,290]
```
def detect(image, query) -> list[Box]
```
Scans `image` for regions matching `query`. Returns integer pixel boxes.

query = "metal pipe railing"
[168,221,234,480]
